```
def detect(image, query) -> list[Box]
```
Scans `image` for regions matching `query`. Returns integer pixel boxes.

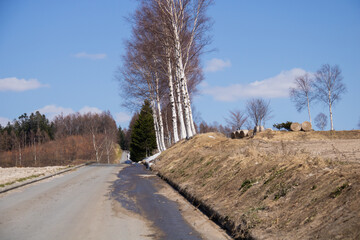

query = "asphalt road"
[0,162,230,240]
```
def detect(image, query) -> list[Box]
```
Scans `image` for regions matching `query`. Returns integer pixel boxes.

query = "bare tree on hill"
[225,110,248,131]
[246,98,272,128]
[313,64,346,131]
[314,113,327,131]
[289,73,315,123]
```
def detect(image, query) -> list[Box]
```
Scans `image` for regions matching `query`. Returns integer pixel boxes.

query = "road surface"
[0,163,230,240]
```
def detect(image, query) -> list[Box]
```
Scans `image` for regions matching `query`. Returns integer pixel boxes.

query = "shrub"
[273,121,293,131]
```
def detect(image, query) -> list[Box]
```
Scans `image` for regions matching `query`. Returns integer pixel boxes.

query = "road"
[0,161,230,239]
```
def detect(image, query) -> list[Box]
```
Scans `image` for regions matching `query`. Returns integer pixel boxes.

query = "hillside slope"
[152,131,360,239]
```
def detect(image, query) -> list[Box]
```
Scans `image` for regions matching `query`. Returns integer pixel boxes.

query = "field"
[152,130,360,239]
[0,166,67,188]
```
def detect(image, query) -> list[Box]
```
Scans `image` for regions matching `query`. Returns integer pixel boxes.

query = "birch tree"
[153,0,211,138]
[118,0,211,150]
[314,113,327,131]
[85,113,104,163]
[246,98,272,128]
[289,73,315,123]
[225,110,248,131]
[313,64,346,131]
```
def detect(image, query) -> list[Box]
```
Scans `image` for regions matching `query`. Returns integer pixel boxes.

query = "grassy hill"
[152,131,360,239]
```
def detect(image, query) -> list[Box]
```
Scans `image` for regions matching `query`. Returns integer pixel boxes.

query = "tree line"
[118,62,350,161]
[116,1,350,161]
[0,111,118,167]
[223,64,347,133]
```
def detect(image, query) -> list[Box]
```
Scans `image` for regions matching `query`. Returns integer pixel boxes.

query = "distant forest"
[0,111,118,167]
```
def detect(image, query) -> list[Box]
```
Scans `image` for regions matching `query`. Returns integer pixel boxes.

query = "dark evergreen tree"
[117,126,127,150]
[273,121,293,131]
[130,100,157,162]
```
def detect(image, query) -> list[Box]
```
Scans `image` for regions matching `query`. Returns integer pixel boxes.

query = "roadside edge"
[0,162,94,194]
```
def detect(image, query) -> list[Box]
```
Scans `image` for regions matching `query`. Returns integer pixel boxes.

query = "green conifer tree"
[117,126,127,150]
[129,100,157,162]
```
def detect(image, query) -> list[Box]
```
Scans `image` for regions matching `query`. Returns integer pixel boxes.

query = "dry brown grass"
[254,129,360,141]
[153,131,360,239]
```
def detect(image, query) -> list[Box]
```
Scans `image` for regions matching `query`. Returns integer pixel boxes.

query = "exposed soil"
[152,131,360,239]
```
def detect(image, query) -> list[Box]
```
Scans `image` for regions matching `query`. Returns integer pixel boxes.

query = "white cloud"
[36,105,106,120]
[202,68,308,101]
[0,117,11,126]
[36,105,75,120]
[115,112,132,124]
[0,77,49,92]
[73,52,107,60]
[79,106,103,114]
[204,58,231,72]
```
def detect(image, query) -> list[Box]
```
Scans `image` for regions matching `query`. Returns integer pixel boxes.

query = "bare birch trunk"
[180,76,193,138]
[92,133,99,162]
[307,96,312,124]
[169,2,194,138]
[104,130,114,164]
[151,101,162,152]
[175,77,187,139]
[155,73,166,151]
[156,95,166,151]
[329,103,334,131]
[164,110,171,146]
[167,56,180,143]
[183,77,196,134]
[173,24,193,138]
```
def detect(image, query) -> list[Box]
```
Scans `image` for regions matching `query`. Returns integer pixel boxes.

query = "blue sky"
[1,0,359,130]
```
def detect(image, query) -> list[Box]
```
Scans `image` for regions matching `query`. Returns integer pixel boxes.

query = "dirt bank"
[152,131,360,239]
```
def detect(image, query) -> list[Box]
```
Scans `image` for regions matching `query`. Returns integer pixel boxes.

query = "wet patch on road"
[111,164,203,240]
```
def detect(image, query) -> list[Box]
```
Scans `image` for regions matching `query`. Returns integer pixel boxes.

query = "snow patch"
[144,153,161,168]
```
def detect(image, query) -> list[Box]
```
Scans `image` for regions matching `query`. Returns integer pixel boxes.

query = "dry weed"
[153,132,360,239]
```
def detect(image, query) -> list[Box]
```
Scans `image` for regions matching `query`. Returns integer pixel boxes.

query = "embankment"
[152,132,360,239]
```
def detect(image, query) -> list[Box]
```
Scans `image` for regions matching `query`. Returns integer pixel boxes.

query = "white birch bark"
[134,60,165,152]
[91,128,104,163]
[171,15,193,137]
[167,55,180,143]
[329,91,334,131]
[164,110,171,146]
[154,71,166,151]
[183,77,196,134]
[175,76,187,139]
[156,94,166,151]
[307,96,312,124]
[180,76,193,138]
[92,133,99,162]
[104,129,114,164]
[151,101,162,151]
[169,0,194,138]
